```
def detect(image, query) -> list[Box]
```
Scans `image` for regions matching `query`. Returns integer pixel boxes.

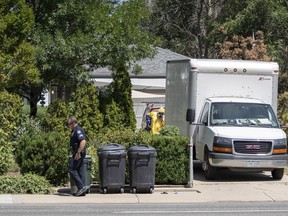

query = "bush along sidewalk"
[0,173,52,194]
[89,128,190,186]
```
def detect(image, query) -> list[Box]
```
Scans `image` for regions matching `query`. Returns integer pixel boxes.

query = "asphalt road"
[2,202,288,216]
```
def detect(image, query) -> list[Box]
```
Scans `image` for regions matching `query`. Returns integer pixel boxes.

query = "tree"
[149,0,223,58]
[0,0,40,92]
[111,65,136,129]
[218,31,270,61]
[24,0,156,121]
[69,82,103,138]
[0,90,23,175]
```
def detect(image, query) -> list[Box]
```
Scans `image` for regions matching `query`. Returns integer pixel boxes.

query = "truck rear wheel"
[203,151,217,180]
[272,168,284,180]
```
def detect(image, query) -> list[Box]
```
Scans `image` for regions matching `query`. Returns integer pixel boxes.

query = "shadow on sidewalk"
[193,161,286,183]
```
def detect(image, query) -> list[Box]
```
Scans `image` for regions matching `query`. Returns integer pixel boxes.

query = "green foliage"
[0,174,52,194]
[0,90,22,175]
[43,99,70,134]
[103,99,126,130]
[0,0,40,91]
[69,82,103,138]
[25,0,156,118]
[98,86,126,130]
[14,114,42,140]
[92,129,188,185]
[0,90,23,137]
[149,0,210,57]
[111,67,136,129]
[97,128,151,148]
[278,92,288,131]
[89,128,151,182]
[160,125,180,136]
[15,131,69,186]
[86,144,99,182]
[0,129,14,175]
[149,136,189,184]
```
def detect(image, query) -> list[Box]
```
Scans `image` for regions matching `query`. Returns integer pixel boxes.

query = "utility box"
[128,145,157,193]
[97,143,126,194]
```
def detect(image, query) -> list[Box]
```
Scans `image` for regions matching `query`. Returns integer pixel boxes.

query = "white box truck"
[165,59,288,180]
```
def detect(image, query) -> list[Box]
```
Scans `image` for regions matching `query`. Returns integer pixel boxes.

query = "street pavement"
[1,167,288,204]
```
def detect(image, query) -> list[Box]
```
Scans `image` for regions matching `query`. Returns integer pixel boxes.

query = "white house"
[90,47,189,128]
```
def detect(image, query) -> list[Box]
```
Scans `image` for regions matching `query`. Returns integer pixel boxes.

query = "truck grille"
[233,141,272,154]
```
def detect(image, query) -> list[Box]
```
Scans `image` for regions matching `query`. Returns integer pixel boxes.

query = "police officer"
[67,116,88,196]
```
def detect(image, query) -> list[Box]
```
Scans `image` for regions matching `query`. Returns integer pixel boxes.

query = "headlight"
[213,136,233,153]
[273,138,287,154]
[214,136,232,145]
[274,138,287,146]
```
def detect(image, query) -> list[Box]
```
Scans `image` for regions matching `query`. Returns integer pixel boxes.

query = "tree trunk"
[29,100,38,117]
[29,85,42,118]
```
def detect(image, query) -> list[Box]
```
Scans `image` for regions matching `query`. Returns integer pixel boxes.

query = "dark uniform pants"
[68,152,86,190]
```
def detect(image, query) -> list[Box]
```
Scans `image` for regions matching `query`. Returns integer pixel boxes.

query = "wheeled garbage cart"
[97,143,126,194]
[128,145,157,193]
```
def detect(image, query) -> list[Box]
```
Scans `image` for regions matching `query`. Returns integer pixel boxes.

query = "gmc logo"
[246,145,260,150]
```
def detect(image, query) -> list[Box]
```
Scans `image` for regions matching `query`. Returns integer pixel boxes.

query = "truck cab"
[194,97,287,180]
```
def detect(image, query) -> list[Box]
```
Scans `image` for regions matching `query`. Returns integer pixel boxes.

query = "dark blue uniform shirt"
[70,124,86,154]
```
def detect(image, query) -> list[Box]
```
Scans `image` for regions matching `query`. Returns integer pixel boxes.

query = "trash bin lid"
[97,143,126,153]
[128,145,156,153]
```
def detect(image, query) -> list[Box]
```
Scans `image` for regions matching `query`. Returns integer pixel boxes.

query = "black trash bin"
[70,155,92,194]
[128,145,157,193]
[97,143,126,194]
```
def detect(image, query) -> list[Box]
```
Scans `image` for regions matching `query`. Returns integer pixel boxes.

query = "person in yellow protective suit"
[148,107,165,134]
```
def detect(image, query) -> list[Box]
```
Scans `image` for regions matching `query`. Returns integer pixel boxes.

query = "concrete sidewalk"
[1,170,288,204]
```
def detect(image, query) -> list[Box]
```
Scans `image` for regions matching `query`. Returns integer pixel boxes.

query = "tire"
[203,150,217,180]
[103,188,107,194]
[149,188,154,194]
[131,188,136,194]
[120,187,124,194]
[272,168,284,180]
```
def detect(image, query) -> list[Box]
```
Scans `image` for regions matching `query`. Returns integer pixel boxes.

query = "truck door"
[194,102,210,161]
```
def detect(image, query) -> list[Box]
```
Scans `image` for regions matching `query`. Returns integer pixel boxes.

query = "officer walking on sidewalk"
[67,116,88,196]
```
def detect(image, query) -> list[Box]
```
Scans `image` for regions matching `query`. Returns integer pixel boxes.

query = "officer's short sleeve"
[76,129,85,141]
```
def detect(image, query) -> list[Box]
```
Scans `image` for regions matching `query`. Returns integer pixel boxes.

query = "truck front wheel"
[203,151,217,180]
[272,168,284,180]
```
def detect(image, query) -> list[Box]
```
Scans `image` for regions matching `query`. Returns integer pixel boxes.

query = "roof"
[90,47,189,78]
[207,97,267,104]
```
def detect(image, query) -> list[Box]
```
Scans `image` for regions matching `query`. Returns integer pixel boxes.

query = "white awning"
[132,90,165,103]
[91,78,166,90]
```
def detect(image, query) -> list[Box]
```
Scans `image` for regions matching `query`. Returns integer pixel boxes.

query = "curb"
[55,184,198,195]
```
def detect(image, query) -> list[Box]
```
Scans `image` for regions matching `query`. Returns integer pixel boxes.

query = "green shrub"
[69,82,103,139]
[42,99,70,134]
[150,135,189,184]
[97,128,151,148]
[0,90,22,137]
[160,125,180,136]
[88,129,151,182]
[90,129,189,185]
[0,129,14,175]
[15,131,69,186]
[0,174,52,194]
[0,91,22,175]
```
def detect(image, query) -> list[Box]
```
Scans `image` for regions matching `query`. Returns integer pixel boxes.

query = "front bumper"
[209,152,288,169]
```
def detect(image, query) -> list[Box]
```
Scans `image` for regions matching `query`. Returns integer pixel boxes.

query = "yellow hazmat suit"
[148,107,165,134]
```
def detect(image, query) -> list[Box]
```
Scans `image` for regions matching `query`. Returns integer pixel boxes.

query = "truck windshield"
[210,102,279,128]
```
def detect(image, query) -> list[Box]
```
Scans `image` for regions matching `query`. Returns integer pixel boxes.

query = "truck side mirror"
[186,108,195,123]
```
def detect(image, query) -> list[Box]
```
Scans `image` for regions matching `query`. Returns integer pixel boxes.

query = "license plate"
[246,160,260,167]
